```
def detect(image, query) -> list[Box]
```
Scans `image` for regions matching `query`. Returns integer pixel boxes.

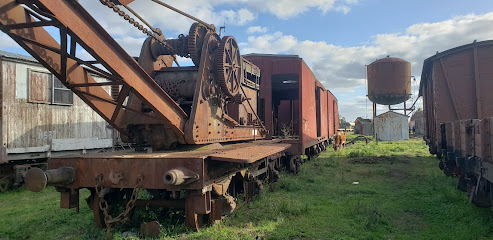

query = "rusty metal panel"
[244,54,336,155]
[477,44,493,117]
[420,40,493,153]
[245,55,301,153]
[245,55,301,140]
[326,89,338,135]
[354,118,373,136]
[374,111,409,141]
[48,140,290,189]
[367,57,411,105]
[49,155,206,190]
[333,100,339,132]
[37,0,188,130]
[300,60,318,150]
[209,143,290,163]
[319,87,328,139]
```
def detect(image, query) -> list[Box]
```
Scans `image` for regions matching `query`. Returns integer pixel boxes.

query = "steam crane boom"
[0,0,188,141]
[0,0,265,150]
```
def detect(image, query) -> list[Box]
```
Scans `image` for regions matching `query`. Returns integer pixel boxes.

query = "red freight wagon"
[244,54,339,157]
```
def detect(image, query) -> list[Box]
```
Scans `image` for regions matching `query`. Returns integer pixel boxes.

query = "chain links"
[99,0,180,65]
[95,173,144,236]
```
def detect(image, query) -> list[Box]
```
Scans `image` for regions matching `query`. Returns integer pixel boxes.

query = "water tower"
[367,57,411,106]
[367,57,412,141]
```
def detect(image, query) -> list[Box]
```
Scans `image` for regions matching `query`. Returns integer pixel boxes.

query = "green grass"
[2,137,493,239]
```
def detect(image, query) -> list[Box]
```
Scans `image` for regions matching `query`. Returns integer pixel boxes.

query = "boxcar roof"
[242,53,300,58]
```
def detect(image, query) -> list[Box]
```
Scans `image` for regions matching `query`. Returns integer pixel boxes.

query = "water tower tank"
[367,57,411,105]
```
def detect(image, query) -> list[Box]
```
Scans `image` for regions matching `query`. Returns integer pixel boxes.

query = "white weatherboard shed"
[0,50,115,162]
[374,111,409,141]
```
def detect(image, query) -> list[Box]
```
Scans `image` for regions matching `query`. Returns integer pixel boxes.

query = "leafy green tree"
[339,117,351,128]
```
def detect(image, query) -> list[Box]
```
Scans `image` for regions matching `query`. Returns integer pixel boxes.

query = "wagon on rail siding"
[244,54,339,161]
[420,40,493,206]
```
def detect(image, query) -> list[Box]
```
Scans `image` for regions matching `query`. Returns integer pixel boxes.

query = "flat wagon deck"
[25,140,290,229]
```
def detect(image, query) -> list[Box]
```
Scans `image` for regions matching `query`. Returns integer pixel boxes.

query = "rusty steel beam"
[0,0,188,139]
[67,82,122,88]
[473,46,482,119]
[36,0,188,133]
[0,0,127,132]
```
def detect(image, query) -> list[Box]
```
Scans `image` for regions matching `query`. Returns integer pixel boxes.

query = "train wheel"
[268,165,280,182]
[288,156,301,174]
[321,143,326,152]
[185,192,210,230]
[0,175,13,193]
[185,210,206,231]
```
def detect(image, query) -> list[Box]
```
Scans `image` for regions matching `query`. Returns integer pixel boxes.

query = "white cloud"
[334,5,351,14]
[78,0,256,37]
[237,9,256,25]
[242,12,493,92]
[77,0,357,37]
[227,0,355,19]
[0,34,18,49]
[247,26,268,34]
[240,12,493,120]
[242,32,298,54]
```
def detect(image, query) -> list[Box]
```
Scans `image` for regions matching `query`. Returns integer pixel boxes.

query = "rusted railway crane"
[0,0,292,230]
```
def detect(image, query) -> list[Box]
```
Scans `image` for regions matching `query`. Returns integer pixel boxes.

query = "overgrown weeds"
[2,137,493,239]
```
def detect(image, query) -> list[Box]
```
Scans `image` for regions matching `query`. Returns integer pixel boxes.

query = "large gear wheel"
[188,22,209,66]
[215,36,241,97]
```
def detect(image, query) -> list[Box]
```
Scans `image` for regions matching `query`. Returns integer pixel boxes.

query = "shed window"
[28,69,51,104]
[28,69,73,105]
[52,76,73,105]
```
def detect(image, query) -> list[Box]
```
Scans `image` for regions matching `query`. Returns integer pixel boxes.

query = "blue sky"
[1,0,492,121]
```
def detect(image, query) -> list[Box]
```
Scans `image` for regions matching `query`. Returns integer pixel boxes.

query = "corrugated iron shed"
[374,111,409,141]
[0,50,37,63]
[354,117,373,136]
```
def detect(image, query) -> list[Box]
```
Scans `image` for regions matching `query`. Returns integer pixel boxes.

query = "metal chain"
[95,174,144,232]
[99,0,181,66]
